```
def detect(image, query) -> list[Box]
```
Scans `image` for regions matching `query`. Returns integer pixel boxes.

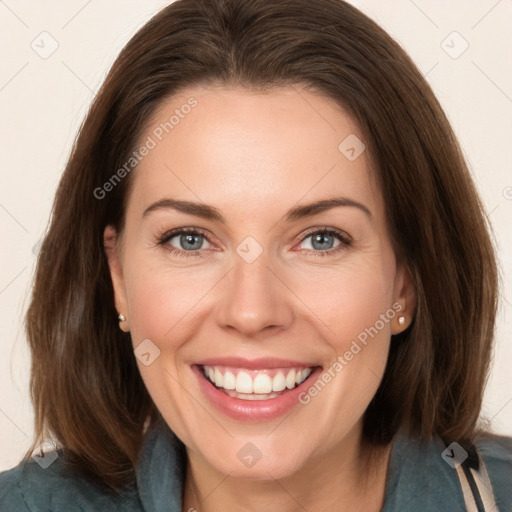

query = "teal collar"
[136,418,185,512]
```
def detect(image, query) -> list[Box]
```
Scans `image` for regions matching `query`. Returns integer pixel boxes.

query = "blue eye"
[298,228,352,257]
[173,232,205,251]
[157,228,211,258]
[305,232,337,251]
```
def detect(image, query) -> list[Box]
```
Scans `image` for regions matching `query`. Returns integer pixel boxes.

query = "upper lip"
[194,357,318,370]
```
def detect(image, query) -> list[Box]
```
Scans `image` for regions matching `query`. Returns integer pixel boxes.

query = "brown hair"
[25,0,498,493]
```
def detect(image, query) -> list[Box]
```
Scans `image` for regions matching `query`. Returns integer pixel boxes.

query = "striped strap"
[455,446,499,512]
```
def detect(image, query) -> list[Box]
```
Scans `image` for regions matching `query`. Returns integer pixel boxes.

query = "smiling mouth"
[199,365,316,401]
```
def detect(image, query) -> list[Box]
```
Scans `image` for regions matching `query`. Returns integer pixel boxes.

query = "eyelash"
[155,226,352,259]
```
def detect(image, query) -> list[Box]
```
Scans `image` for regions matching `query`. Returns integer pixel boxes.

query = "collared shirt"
[1,418,511,511]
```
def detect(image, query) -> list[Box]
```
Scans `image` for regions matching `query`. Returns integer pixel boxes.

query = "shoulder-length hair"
[25,0,498,493]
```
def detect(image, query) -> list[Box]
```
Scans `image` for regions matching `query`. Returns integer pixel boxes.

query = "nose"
[215,248,294,338]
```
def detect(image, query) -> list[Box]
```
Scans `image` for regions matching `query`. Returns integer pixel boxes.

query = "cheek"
[292,261,394,415]
[294,267,397,428]
[122,261,210,434]
[293,259,395,348]
[123,257,214,344]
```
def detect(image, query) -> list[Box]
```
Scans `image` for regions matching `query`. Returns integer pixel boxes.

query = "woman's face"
[105,85,414,479]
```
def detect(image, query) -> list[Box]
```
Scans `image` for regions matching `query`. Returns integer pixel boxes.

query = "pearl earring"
[118,313,126,322]
[398,316,406,326]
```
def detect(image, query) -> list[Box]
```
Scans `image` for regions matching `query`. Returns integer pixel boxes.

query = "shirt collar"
[381,428,464,511]
[135,417,185,512]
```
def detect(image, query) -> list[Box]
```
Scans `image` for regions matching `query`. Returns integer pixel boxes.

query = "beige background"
[1,0,511,470]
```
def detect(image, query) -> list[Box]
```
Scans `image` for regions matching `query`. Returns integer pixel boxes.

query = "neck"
[182,430,393,512]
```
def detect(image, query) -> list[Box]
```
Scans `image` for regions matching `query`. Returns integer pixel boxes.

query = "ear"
[104,225,130,332]
[391,259,416,335]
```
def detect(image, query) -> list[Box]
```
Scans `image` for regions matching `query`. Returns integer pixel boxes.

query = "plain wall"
[1,0,511,470]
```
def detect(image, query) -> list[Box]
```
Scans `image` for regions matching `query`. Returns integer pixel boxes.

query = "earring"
[398,316,406,326]
[118,313,126,322]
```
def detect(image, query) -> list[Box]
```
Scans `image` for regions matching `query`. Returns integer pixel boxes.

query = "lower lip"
[192,364,323,421]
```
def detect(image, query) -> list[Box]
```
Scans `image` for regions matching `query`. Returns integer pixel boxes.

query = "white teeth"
[286,369,296,389]
[272,372,286,392]
[235,371,253,393]
[203,365,313,395]
[253,373,273,394]
[223,371,236,390]
[214,367,223,387]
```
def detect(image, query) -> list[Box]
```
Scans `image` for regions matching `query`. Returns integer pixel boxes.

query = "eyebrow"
[142,196,372,223]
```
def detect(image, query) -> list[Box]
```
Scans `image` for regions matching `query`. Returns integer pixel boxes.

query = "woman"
[0,0,510,510]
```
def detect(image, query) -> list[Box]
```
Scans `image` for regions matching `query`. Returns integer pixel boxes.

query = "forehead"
[127,85,382,222]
